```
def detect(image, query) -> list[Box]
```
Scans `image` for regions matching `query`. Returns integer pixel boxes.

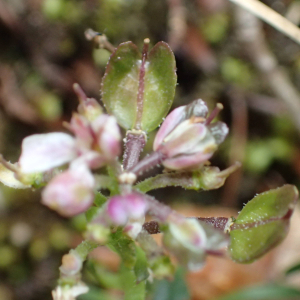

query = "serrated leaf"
[101,41,176,132]
[108,229,136,268]
[0,163,30,189]
[85,207,100,222]
[229,185,298,263]
[94,191,107,207]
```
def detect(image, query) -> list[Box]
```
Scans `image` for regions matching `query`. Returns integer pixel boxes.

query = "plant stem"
[58,239,99,285]
[74,240,99,260]
[142,217,230,234]
[129,151,166,176]
[134,172,194,193]
[123,130,146,170]
[85,28,115,52]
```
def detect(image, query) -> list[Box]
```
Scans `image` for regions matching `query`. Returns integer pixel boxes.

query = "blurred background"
[0,0,300,299]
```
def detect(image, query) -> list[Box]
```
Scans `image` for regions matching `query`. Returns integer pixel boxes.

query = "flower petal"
[169,219,207,252]
[42,164,95,217]
[208,121,229,144]
[162,121,207,157]
[19,133,77,173]
[107,193,148,225]
[107,196,127,225]
[163,151,213,170]
[0,162,30,189]
[98,116,121,160]
[153,106,185,151]
[184,99,208,119]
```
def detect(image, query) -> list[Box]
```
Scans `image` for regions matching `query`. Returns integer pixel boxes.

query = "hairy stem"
[123,131,146,170]
[135,172,193,193]
[58,239,99,285]
[129,151,166,176]
[143,217,231,234]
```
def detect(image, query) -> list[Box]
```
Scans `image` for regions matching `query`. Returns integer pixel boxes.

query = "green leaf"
[134,246,149,283]
[235,185,298,223]
[85,207,100,223]
[108,229,136,268]
[229,220,288,263]
[285,262,300,276]
[214,284,300,300]
[141,42,177,132]
[101,41,176,132]
[86,260,122,289]
[94,191,107,207]
[120,264,146,300]
[102,42,141,130]
[229,185,298,263]
[152,267,189,300]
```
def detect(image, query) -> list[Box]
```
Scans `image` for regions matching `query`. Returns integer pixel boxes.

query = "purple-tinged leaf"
[229,185,298,263]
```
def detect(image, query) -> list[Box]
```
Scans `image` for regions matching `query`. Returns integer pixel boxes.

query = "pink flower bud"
[73,83,103,121]
[169,219,207,251]
[41,164,95,217]
[163,219,207,271]
[124,217,145,239]
[91,115,121,160]
[69,114,93,149]
[19,133,77,174]
[59,250,82,276]
[153,100,228,170]
[107,193,148,226]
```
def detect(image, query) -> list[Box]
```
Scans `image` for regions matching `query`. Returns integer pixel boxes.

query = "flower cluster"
[18,84,122,216]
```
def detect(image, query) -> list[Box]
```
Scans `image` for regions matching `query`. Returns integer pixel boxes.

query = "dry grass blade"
[229,0,300,45]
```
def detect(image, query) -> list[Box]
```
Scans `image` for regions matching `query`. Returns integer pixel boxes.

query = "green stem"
[134,172,194,193]
[75,240,99,261]
[58,239,99,286]
[106,161,122,195]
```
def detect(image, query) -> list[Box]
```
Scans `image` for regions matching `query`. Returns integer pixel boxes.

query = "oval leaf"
[229,185,298,263]
[101,41,177,132]
[101,42,141,130]
[141,42,177,132]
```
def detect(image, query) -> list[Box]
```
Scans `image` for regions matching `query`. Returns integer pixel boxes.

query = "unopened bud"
[193,162,241,190]
[153,100,228,170]
[107,193,148,226]
[42,165,95,217]
[59,251,82,276]
[73,83,103,121]
[85,224,110,244]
